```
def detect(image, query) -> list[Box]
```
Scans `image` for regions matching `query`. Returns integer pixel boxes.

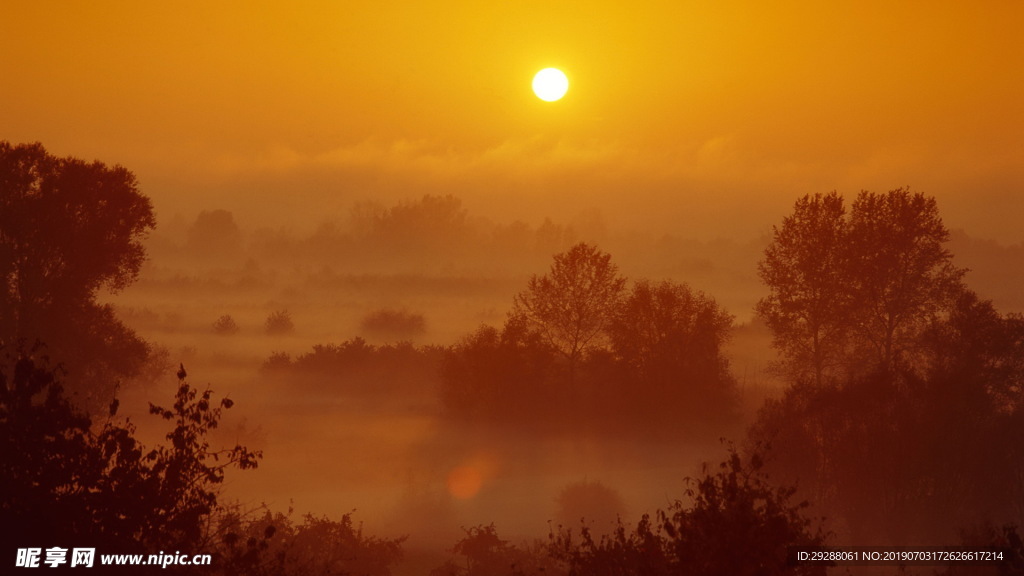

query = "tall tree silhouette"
[757,188,964,383]
[0,141,156,408]
[757,192,850,385]
[845,188,964,370]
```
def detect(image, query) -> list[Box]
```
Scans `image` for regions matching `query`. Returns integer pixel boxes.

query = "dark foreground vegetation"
[3,141,1023,574]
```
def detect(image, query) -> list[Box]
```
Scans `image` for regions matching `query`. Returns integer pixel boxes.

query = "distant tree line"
[173,193,582,274]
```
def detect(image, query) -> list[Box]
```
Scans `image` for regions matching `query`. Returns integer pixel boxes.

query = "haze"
[3,2,1023,575]
[2,2,1021,241]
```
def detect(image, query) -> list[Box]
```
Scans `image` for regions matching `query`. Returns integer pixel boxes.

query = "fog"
[92,193,1021,573]
[4,2,1022,572]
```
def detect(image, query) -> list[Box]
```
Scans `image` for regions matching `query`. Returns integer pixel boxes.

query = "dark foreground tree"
[0,354,260,553]
[0,141,156,408]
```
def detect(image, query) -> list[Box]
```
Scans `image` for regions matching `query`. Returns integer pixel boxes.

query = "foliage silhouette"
[265,309,295,335]
[261,338,444,403]
[756,192,850,386]
[550,445,829,576]
[186,209,242,259]
[216,506,405,576]
[511,242,626,374]
[442,245,738,437]
[554,480,627,531]
[431,524,558,576]
[750,291,1024,543]
[610,279,737,424]
[440,324,561,425]
[753,189,1022,544]
[0,354,260,553]
[212,314,240,335]
[429,447,827,576]
[0,141,156,409]
[757,188,964,384]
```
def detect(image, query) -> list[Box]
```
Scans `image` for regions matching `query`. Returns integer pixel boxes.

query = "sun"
[533,68,569,102]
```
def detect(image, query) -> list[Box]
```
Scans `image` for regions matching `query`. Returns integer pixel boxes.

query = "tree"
[352,194,474,258]
[845,188,965,370]
[213,314,240,335]
[439,324,561,424]
[186,209,242,258]
[610,279,736,419]
[0,141,156,408]
[0,354,260,551]
[361,307,427,342]
[554,480,627,532]
[265,309,295,335]
[756,192,850,385]
[511,243,626,375]
[749,291,1024,544]
[757,188,964,383]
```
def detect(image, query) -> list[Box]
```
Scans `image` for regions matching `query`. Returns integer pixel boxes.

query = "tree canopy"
[511,243,626,370]
[757,188,964,384]
[0,141,156,407]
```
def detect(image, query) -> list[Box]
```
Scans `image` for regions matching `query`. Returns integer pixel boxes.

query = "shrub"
[213,314,240,335]
[265,310,294,335]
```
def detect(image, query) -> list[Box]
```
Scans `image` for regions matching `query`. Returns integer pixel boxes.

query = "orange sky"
[2,1,1022,241]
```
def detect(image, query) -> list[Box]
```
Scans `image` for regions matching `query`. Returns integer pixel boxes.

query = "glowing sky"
[2,1,1021,240]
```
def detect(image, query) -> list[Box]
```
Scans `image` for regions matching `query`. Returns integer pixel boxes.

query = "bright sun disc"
[533,68,568,102]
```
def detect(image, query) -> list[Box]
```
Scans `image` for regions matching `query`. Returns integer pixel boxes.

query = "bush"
[216,507,405,576]
[550,445,829,576]
[259,339,444,401]
[265,310,294,335]
[213,314,240,335]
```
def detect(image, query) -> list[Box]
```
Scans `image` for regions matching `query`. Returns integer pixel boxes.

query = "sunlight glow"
[447,464,484,499]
